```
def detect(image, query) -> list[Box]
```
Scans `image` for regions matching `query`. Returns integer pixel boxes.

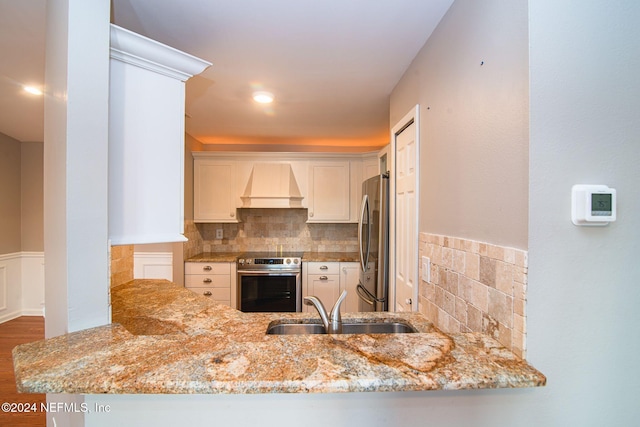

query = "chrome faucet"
[303,290,347,334]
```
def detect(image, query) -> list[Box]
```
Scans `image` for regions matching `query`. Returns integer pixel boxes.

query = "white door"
[393,107,419,312]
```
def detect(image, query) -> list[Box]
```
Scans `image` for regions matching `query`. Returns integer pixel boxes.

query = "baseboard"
[21,308,45,316]
[0,310,23,324]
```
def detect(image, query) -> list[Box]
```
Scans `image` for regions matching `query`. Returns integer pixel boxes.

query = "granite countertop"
[186,252,360,263]
[302,251,359,262]
[185,252,239,263]
[12,279,545,394]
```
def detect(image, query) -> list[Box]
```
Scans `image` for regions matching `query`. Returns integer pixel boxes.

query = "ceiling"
[0,0,453,150]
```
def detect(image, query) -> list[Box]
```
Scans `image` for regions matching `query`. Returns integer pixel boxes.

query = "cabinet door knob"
[319,276,328,281]
[203,291,212,297]
[203,278,212,283]
[309,212,314,217]
[203,265,212,271]
[319,265,328,270]
[230,212,235,217]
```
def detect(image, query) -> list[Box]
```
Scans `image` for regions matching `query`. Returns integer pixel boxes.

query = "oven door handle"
[237,270,301,275]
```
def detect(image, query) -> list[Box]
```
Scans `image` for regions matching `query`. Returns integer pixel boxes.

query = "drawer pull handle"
[319,276,328,281]
[319,265,328,270]
[203,266,212,271]
[203,291,212,297]
[203,278,212,283]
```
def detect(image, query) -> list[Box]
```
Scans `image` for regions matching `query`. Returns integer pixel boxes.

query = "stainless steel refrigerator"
[356,173,390,311]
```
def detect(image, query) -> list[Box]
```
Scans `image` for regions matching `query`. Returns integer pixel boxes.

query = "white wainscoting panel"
[0,252,43,323]
[0,265,7,312]
[134,252,173,281]
[20,252,45,316]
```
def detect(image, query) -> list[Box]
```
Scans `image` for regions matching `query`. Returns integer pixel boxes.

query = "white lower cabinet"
[339,262,360,313]
[184,262,236,308]
[303,261,359,313]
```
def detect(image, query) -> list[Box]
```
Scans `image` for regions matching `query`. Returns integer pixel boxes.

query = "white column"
[44,0,110,336]
[44,2,110,426]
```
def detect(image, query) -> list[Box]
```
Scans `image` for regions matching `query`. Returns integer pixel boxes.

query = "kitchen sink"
[266,320,417,335]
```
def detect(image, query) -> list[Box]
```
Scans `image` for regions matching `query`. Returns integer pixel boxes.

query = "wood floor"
[0,316,45,427]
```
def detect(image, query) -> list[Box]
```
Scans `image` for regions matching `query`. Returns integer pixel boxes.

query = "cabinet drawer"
[305,262,339,275]
[185,274,230,288]
[186,286,230,301]
[306,274,340,284]
[185,262,231,275]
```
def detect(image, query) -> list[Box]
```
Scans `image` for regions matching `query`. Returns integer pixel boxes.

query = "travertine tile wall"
[183,208,358,259]
[419,233,528,359]
[110,244,134,288]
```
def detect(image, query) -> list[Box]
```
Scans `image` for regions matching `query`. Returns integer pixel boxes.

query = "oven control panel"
[237,255,301,269]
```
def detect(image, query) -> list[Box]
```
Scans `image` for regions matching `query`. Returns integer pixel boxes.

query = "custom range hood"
[241,163,304,208]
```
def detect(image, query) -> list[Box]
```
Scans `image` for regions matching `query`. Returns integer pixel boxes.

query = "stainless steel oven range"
[237,253,302,312]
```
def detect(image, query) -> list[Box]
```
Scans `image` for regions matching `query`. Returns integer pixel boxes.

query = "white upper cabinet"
[193,159,238,223]
[363,154,379,180]
[108,25,211,244]
[307,161,351,222]
[191,153,376,224]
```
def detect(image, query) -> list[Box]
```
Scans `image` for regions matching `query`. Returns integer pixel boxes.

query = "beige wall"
[0,134,44,254]
[0,132,23,254]
[21,141,44,251]
[390,0,529,249]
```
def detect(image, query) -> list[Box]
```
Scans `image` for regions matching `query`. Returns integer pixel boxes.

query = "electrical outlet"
[421,256,431,282]
[216,229,223,239]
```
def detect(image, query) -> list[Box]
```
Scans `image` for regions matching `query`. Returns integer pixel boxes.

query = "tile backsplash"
[110,244,134,288]
[184,208,358,259]
[419,233,528,359]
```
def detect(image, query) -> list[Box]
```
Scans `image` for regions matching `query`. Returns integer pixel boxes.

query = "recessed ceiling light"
[252,91,274,104]
[23,86,43,96]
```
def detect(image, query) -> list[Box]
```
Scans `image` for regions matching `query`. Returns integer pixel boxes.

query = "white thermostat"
[571,185,617,226]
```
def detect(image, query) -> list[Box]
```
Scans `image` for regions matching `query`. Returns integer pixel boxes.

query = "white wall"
[526,0,640,425]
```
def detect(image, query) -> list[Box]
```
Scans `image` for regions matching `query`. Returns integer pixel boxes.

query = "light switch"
[421,256,430,282]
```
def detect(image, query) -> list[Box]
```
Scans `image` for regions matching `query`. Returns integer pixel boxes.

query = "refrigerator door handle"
[358,194,370,272]
[356,283,375,305]
[357,283,387,304]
